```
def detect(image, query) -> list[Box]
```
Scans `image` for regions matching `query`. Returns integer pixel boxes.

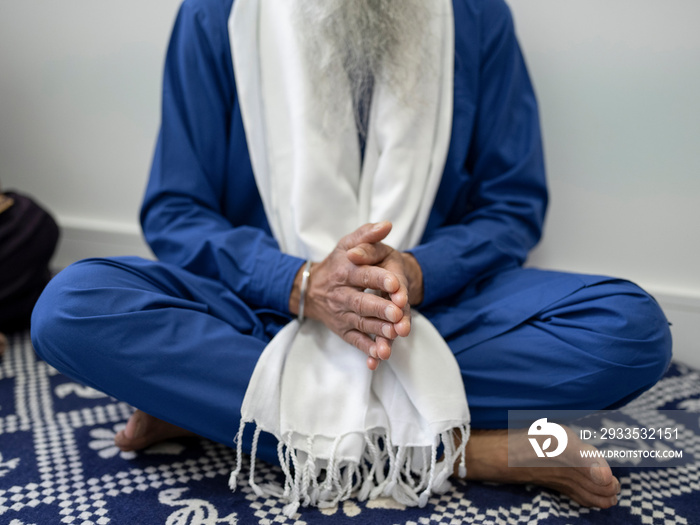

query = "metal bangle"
[297,260,312,322]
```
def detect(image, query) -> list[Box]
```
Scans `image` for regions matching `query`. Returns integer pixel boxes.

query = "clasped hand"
[289,221,423,370]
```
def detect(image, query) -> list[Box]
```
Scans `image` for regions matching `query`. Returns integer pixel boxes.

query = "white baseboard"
[649,291,700,370]
[51,221,700,370]
[51,218,153,270]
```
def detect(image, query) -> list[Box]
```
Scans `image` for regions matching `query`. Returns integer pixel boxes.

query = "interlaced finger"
[346,264,401,295]
[342,329,375,357]
[343,288,403,323]
[346,242,395,266]
[394,304,412,338]
[338,221,392,251]
[341,329,393,362]
[346,311,399,340]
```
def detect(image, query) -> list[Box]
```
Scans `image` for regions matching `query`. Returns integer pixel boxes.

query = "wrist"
[297,261,312,321]
[402,252,424,306]
[289,260,315,319]
[289,261,306,316]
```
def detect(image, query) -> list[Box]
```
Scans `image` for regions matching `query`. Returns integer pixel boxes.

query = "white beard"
[294,0,431,136]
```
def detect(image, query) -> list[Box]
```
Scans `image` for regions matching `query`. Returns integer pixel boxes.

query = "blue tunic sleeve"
[140,0,303,314]
[410,0,548,308]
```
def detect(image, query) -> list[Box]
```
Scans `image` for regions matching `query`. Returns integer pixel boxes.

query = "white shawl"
[228,0,469,516]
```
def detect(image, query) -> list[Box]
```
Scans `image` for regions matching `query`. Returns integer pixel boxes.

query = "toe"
[115,410,149,451]
[114,429,132,451]
[562,484,619,509]
[573,471,619,498]
[123,410,147,440]
[589,462,613,486]
[588,493,618,509]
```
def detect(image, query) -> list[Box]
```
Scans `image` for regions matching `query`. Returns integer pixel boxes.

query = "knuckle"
[377,298,391,319]
[343,330,366,352]
[330,267,347,286]
[342,331,358,347]
[325,295,341,315]
[340,228,361,249]
[351,292,365,313]
[337,234,351,249]
[328,290,343,308]
[357,242,372,253]
[361,270,371,288]
[358,243,375,260]
[339,311,353,328]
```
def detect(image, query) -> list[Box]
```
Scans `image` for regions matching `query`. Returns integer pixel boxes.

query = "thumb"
[338,221,392,250]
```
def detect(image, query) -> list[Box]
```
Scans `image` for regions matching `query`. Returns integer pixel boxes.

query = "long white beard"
[294,0,431,136]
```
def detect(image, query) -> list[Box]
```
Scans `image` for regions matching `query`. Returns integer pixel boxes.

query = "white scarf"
[228,0,469,516]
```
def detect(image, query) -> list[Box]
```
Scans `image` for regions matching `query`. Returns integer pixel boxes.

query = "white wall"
[507,0,700,367]
[511,0,700,295]
[1,1,698,365]
[0,0,181,262]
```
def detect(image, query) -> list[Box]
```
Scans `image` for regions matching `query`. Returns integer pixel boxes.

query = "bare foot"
[115,410,196,452]
[457,428,620,508]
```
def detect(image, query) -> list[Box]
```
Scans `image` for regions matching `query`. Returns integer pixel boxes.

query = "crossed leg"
[31,260,670,510]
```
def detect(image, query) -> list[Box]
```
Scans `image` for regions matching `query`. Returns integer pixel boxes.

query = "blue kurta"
[141,0,546,314]
[31,0,671,463]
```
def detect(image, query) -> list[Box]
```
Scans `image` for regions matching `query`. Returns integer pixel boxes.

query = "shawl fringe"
[229,421,470,518]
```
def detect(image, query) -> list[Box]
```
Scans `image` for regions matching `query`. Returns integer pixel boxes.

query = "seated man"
[31,0,671,511]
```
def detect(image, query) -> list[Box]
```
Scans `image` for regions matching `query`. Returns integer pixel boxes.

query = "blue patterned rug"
[1,331,699,525]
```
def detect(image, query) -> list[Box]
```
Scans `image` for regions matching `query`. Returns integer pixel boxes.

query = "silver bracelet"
[297,260,312,322]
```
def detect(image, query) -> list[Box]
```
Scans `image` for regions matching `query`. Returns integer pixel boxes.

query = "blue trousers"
[31,257,672,465]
